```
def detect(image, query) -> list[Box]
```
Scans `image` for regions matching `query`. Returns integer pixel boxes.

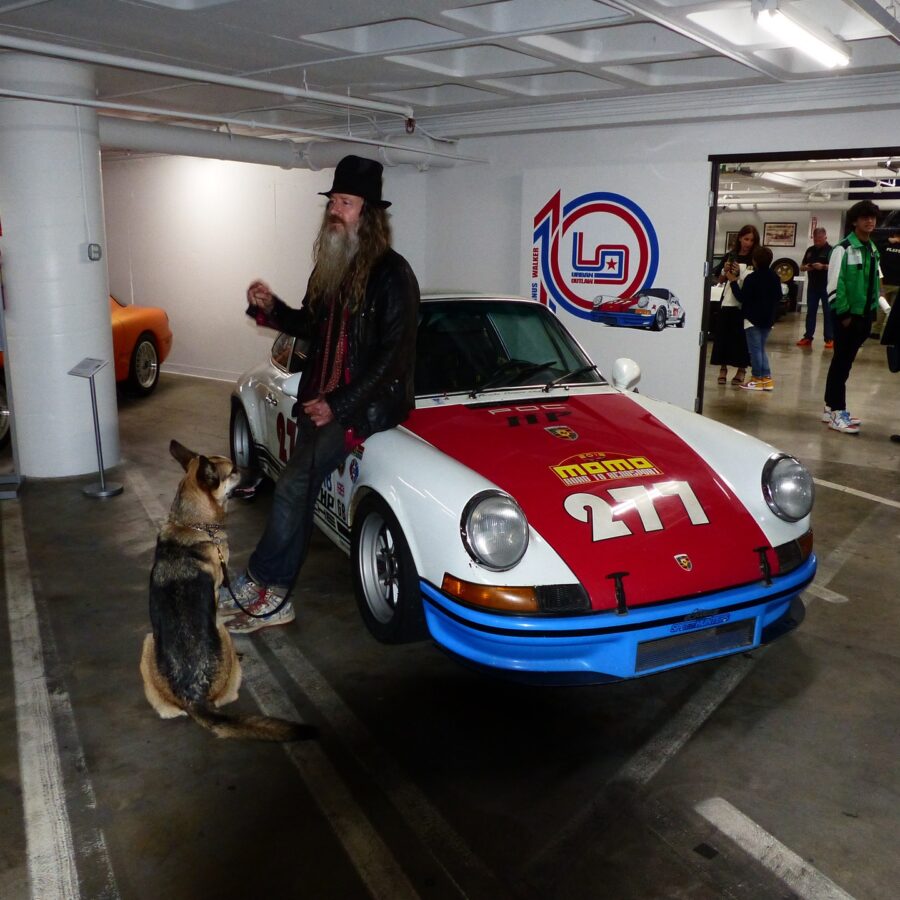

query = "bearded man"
[220,155,420,633]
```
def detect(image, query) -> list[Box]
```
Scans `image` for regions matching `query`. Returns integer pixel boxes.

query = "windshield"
[415,300,604,396]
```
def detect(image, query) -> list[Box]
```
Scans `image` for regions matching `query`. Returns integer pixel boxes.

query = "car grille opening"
[635,619,755,673]
[536,584,590,613]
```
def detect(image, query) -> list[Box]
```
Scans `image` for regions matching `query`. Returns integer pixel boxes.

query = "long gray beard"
[313,225,358,299]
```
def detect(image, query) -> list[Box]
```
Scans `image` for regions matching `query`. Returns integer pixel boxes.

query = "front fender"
[354,428,578,589]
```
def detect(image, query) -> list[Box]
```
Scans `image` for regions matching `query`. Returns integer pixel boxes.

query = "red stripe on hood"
[405,394,771,611]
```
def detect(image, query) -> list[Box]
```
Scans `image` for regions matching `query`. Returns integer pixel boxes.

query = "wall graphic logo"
[532,190,660,321]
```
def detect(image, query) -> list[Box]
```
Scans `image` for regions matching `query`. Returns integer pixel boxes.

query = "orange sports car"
[1,295,172,448]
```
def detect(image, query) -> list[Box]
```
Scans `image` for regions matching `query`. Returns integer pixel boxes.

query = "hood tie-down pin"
[754,546,772,586]
[607,571,629,615]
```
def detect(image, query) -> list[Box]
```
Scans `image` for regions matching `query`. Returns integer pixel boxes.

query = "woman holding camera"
[711,224,759,385]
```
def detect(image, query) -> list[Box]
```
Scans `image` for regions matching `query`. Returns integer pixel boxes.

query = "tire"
[0,377,9,450]
[128,331,159,396]
[676,313,686,329]
[352,494,427,644]
[229,401,259,471]
[651,306,667,331]
[772,258,799,284]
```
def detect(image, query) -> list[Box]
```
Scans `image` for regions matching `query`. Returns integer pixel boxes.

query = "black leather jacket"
[249,248,419,439]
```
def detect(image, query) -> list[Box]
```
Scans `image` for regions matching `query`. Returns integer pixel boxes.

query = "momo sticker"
[550,450,662,486]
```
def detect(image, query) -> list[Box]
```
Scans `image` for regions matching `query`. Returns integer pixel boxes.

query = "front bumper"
[421,555,815,684]
[591,311,654,328]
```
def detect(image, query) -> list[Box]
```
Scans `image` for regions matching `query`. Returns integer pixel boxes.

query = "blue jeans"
[804,282,832,341]
[248,418,349,587]
[744,326,771,379]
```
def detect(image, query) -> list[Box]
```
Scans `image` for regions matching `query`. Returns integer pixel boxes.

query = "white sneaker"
[822,406,860,426]
[828,410,860,434]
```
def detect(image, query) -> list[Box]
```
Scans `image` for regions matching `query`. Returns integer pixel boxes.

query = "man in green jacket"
[822,200,881,434]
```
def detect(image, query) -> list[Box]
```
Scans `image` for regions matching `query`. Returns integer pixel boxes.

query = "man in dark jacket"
[221,155,420,632]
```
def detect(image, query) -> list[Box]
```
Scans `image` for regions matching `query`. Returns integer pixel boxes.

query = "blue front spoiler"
[420,555,815,684]
[591,311,655,328]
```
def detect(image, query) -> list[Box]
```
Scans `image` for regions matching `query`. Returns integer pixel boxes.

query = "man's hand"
[247,279,275,313]
[302,396,334,428]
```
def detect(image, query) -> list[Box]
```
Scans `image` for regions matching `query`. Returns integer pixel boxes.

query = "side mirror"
[611,357,641,392]
[281,372,302,398]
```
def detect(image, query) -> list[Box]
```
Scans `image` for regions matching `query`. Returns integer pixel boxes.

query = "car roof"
[421,292,534,303]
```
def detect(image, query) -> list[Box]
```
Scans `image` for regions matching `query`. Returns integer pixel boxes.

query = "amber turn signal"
[441,574,539,612]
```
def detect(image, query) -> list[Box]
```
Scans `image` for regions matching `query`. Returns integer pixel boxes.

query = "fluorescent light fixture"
[752,171,806,190]
[752,0,851,68]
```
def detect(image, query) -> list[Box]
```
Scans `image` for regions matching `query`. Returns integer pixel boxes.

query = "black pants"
[824,314,871,411]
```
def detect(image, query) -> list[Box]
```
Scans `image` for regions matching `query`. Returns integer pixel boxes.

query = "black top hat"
[319,155,391,208]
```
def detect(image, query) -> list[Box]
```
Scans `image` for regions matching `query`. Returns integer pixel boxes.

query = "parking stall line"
[239,641,421,900]
[261,628,504,899]
[813,478,900,511]
[695,797,856,900]
[3,501,80,900]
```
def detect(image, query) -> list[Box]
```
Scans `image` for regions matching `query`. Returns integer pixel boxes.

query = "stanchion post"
[68,357,123,498]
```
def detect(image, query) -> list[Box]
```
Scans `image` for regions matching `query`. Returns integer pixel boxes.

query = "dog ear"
[169,440,197,471]
[196,456,221,491]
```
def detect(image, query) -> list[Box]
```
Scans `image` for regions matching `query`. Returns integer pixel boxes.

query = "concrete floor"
[2,310,899,900]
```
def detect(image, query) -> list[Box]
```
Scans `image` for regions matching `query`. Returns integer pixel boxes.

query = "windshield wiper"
[470,359,557,396]
[542,364,600,393]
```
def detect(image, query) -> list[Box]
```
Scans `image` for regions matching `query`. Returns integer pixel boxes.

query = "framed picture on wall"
[724,231,739,252]
[763,222,797,247]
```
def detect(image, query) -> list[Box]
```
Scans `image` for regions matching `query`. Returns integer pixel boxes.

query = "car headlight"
[461,491,529,571]
[762,454,814,522]
[637,295,650,308]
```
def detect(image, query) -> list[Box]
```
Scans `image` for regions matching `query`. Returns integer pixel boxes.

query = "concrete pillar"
[0,53,118,477]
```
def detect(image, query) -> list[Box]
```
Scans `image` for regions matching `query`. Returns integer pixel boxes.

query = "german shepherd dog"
[140,440,316,742]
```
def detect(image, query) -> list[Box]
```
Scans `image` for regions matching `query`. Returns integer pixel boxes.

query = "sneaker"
[225,592,295,634]
[828,410,860,434]
[796,337,813,347]
[823,340,834,349]
[740,378,772,391]
[821,406,861,426]
[218,570,264,616]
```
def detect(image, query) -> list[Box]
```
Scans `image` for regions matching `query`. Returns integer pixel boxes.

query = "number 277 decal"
[564,480,708,542]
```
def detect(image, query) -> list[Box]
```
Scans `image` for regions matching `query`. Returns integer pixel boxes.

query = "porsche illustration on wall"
[591,287,686,330]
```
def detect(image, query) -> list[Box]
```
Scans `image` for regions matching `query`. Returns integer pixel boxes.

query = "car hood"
[404,392,771,612]
[596,298,640,311]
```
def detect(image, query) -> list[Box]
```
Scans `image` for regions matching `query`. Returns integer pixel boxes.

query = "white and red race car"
[230,295,814,683]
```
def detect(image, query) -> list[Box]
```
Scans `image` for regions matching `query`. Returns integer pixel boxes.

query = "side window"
[271,333,294,371]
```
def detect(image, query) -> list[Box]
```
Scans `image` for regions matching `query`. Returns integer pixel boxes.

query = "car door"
[259,332,307,472]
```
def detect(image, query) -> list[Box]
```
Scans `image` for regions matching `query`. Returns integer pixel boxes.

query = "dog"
[140,439,316,742]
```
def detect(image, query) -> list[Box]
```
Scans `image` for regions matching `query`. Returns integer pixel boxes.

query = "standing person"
[822,200,881,434]
[796,227,833,348]
[881,296,900,443]
[727,245,780,391]
[873,227,900,338]
[711,224,758,385]
[220,155,420,632]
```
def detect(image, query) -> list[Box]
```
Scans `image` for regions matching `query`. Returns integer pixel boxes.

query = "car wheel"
[128,332,159,396]
[651,307,667,331]
[352,494,427,644]
[0,377,9,450]
[230,401,259,469]
[676,313,686,328]
[772,258,799,284]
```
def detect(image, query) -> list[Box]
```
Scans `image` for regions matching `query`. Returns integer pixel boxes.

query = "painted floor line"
[127,468,420,900]
[695,797,856,900]
[239,642,421,900]
[813,477,900,510]
[263,628,504,898]
[3,501,80,900]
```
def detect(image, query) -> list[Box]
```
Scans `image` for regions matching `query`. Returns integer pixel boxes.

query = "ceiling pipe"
[302,135,458,171]
[0,32,415,120]
[100,117,300,168]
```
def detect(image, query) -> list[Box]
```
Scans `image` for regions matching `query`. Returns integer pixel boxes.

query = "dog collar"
[183,522,224,541]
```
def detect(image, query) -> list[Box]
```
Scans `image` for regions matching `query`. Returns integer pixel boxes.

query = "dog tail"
[186,704,317,742]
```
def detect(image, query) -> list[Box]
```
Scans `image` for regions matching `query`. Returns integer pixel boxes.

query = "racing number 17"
[564,480,709,541]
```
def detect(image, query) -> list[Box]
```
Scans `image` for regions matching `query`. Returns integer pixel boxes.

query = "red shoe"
[824,340,834,349]
[796,337,813,347]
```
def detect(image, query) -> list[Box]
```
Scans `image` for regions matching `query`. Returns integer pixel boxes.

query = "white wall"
[102,156,428,381]
[100,107,899,410]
